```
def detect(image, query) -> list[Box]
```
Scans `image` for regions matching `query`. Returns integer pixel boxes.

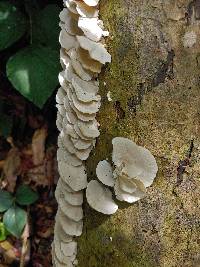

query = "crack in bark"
[152,50,175,87]
[114,101,125,121]
[127,49,175,113]
[176,139,194,186]
[186,0,200,23]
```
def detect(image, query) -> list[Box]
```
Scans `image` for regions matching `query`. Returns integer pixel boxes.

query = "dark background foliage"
[0,1,63,266]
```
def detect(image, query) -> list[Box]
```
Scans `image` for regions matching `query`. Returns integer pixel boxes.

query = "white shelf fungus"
[54,0,111,265]
[58,161,87,191]
[76,1,99,18]
[82,0,99,7]
[86,180,118,214]
[77,35,111,64]
[59,29,77,51]
[78,17,109,42]
[87,137,158,213]
[58,209,83,236]
[77,47,102,73]
[112,137,158,188]
[96,160,114,187]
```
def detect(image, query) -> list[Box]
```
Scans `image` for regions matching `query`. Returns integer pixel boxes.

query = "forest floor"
[0,79,58,267]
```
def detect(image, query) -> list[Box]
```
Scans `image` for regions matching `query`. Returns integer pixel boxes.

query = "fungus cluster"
[53,0,111,266]
[86,137,158,214]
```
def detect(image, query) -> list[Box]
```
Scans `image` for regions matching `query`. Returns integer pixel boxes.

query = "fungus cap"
[60,130,76,154]
[58,209,83,236]
[70,90,101,114]
[75,146,93,161]
[60,241,77,257]
[55,178,83,205]
[58,196,83,222]
[118,175,146,194]
[56,87,66,104]
[67,48,93,81]
[52,242,74,267]
[58,161,87,191]
[112,137,158,187]
[56,113,63,132]
[64,189,83,206]
[82,0,99,6]
[56,104,65,117]
[96,160,114,187]
[63,98,78,124]
[71,137,93,150]
[64,123,79,139]
[70,101,96,121]
[57,178,75,193]
[86,180,118,215]
[114,179,146,203]
[54,219,73,243]
[77,35,111,64]
[59,9,82,36]
[77,47,102,73]
[78,17,108,42]
[71,75,100,102]
[77,119,100,139]
[59,29,77,51]
[54,239,75,265]
[74,124,94,140]
[65,0,78,14]
[75,1,99,18]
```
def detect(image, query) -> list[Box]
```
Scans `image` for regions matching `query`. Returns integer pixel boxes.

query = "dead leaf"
[32,128,47,166]
[3,148,21,192]
[24,146,56,188]
[25,165,49,187]
[0,240,16,264]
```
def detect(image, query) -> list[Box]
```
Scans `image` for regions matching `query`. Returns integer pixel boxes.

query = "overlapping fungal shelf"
[53,1,111,266]
[86,137,158,214]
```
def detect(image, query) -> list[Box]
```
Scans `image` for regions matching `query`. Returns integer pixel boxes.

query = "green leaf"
[0,190,13,212]
[0,222,9,241]
[16,185,38,206]
[32,4,61,49]
[0,114,13,137]
[6,45,61,108]
[0,2,27,51]
[3,205,27,238]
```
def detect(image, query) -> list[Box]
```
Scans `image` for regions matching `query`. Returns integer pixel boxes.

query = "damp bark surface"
[77,1,200,266]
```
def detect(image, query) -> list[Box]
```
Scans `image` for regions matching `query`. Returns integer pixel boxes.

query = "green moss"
[78,208,155,267]
[85,0,141,181]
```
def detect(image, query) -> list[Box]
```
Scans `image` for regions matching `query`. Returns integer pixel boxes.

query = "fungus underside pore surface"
[78,0,200,266]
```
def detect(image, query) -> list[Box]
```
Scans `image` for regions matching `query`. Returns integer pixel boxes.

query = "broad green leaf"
[0,2,27,51]
[0,222,9,241]
[3,205,27,238]
[0,114,13,137]
[16,185,38,206]
[6,45,60,108]
[0,190,13,212]
[32,4,61,49]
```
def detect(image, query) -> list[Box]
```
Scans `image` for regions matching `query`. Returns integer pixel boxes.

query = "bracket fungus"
[86,180,118,215]
[86,137,158,214]
[54,1,111,266]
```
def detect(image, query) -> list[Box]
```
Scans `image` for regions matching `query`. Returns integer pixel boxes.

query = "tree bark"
[77,1,200,266]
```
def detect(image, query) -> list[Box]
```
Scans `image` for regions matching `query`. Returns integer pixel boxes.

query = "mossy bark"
[78,1,200,266]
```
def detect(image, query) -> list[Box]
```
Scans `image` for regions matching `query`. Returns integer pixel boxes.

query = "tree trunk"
[77,1,200,266]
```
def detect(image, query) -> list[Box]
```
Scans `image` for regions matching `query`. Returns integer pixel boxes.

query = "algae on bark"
[78,1,200,266]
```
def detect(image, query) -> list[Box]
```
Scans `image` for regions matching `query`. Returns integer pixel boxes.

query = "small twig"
[20,213,30,267]
[20,235,28,267]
